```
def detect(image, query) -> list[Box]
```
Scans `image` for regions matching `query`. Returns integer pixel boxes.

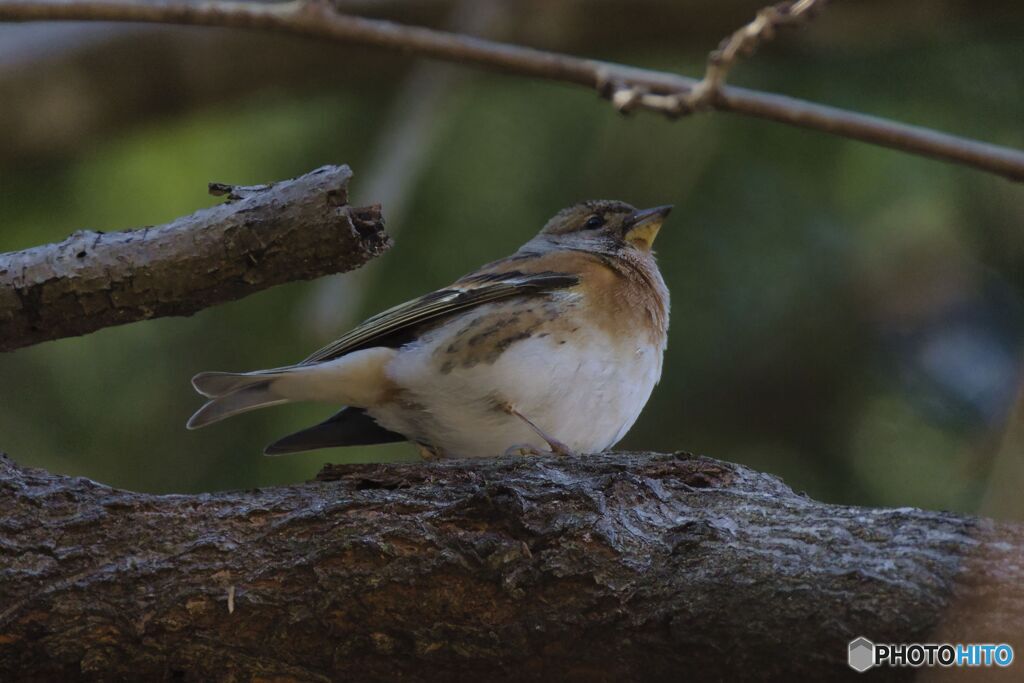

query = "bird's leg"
[503,404,576,457]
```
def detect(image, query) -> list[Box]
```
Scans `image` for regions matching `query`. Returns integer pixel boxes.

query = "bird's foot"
[542,435,577,458]
[414,442,443,461]
[503,441,576,458]
[504,443,546,457]
[501,404,577,457]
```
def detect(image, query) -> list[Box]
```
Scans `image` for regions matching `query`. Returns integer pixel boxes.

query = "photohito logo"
[848,637,1014,672]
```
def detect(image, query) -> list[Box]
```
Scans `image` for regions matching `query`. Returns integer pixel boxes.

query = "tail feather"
[188,369,295,430]
[193,371,255,398]
[187,347,397,431]
[187,380,289,430]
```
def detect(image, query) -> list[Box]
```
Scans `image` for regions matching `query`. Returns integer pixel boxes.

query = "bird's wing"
[264,407,406,455]
[300,269,579,365]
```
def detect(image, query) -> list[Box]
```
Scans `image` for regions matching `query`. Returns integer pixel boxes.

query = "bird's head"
[538,200,673,253]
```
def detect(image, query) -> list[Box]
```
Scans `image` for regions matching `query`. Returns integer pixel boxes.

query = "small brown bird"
[188,200,671,459]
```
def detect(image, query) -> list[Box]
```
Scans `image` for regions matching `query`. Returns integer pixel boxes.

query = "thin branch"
[0,0,1022,181]
[0,165,390,352]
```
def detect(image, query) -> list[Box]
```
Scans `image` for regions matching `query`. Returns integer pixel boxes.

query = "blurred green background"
[1,0,1022,518]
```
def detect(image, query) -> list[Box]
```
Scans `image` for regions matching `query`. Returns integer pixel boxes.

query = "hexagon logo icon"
[848,637,875,672]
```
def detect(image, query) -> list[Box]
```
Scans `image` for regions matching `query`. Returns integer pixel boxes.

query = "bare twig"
[683,0,828,111]
[0,1,1021,181]
[607,0,828,114]
[0,165,390,352]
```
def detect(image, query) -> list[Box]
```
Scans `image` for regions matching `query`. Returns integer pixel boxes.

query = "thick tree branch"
[0,450,1021,681]
[0,164,390,352]
[0,1,1023,181]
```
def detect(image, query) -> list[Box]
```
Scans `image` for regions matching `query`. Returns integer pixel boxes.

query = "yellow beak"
[625,205,673,250]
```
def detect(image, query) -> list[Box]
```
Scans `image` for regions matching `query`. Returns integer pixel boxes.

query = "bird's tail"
[186,370,292,429]
[186,347,398,430]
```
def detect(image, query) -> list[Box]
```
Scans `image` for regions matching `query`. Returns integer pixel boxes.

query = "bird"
[187,200,672,460]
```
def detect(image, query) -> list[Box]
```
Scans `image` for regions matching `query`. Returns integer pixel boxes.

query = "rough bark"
[0,450,1021,682]
[0,165,390,352]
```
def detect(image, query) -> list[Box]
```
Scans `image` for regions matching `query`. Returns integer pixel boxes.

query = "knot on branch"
[601,82,696,119]
[208,181,273,202]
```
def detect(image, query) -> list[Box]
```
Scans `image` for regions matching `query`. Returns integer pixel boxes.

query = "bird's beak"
[625,205,673,250]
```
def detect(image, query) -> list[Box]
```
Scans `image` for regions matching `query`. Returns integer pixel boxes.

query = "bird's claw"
[503,442,576,458]
[543,436,576,457]
[415,442,443,461]
[504,443,545,457]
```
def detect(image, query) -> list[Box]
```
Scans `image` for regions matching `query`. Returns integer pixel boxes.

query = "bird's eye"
[584,215,605,230]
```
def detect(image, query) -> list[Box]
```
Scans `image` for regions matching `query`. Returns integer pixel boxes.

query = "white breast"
[370,302,664,459]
